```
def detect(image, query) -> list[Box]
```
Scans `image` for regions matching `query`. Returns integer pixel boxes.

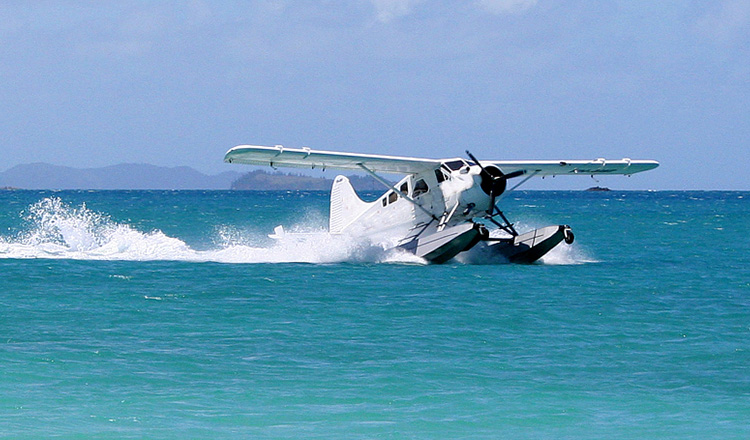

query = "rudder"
[329,175,371,234]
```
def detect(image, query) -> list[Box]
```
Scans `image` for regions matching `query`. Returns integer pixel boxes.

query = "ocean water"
[0,190,748,439]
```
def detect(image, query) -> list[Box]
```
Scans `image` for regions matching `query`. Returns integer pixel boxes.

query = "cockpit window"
[388,191,398,204]
[400,182,408,194]
[444,160,467,171]
[435,168,447,183]
[413,179,428,197]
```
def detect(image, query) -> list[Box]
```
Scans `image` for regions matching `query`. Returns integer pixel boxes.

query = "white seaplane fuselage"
[328,159,489,250]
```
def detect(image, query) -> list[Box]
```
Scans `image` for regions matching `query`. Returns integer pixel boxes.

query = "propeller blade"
[487,185,496,216]
[466,151,525,180]
[465,150,485,172]
[467,150,503,215]
[504,170,526,179]
[488,194,497,216]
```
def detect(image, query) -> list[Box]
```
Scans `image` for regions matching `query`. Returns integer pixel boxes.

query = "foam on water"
[454,220,595,265]
[539,239,598,265]
[0,197,421,264]
[0,197,589,265]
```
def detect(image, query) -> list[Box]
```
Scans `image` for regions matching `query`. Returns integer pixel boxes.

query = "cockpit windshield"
[443,160,468,171]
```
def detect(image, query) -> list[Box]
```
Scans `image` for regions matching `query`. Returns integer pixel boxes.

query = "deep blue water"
[1,190,748,439]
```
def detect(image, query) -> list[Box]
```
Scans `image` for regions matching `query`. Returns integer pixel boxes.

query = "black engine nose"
[479,165,507,197]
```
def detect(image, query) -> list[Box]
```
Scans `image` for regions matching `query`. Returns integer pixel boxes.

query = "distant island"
[0,163,385,191]
[586,186,611,192]
[0,163,241,190]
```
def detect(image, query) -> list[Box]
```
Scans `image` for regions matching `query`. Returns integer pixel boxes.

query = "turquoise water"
[1,190,748,439]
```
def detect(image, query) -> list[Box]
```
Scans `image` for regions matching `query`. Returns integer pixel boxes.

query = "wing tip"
[640,160,660,171]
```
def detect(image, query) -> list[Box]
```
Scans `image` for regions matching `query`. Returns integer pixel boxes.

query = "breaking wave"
[0,197,591,265]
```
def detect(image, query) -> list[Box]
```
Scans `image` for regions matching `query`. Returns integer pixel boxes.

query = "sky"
[1,1,749,190]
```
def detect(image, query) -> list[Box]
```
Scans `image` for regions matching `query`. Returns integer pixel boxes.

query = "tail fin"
[329,175,371,234]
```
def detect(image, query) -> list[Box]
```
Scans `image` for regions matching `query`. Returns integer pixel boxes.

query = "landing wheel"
[563,226,575,245]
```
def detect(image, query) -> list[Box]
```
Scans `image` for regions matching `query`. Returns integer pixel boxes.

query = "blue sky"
[1,1,748,189]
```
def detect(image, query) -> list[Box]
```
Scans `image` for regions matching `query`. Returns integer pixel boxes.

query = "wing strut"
[496,170,540,204]
[357,164,439,221]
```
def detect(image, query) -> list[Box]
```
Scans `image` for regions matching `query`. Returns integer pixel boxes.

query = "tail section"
[329,175,371,234]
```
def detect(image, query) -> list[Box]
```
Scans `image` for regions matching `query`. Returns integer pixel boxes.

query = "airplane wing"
[224,145,440,174]
[225,144,659,176]
[484,158,659,176]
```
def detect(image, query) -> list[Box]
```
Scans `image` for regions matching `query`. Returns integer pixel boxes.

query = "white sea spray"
[0,197,424,264]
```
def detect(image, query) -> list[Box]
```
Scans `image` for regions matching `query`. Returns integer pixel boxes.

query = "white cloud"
[365,0,539,23]
[476,0,537,15]
[696,0,750,43]
[369,0,424,22]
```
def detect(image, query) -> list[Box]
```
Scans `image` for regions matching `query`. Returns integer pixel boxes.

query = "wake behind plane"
[224,145,658,264]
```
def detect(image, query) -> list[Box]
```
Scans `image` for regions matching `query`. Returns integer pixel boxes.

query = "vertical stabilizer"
[329,175,371,234]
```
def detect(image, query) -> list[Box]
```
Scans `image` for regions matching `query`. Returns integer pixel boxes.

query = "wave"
[0,197,591,265]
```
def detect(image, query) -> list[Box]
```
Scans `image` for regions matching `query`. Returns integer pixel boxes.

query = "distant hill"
[230,169,386,191]
[0,163,241,190]
[0,163,389,191]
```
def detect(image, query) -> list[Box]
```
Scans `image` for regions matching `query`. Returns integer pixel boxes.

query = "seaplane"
[224,145,658,264]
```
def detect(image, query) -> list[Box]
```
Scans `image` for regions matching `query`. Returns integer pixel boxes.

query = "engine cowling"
[479,165,507,198]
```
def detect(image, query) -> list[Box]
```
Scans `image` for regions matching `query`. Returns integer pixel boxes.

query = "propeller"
[466,150,525,216]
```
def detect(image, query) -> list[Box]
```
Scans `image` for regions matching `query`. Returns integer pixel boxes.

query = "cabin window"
[435,169,446,183]
[388,191,398,204]
[413,179,428,197]
[382,197,387,207]
[400,182,408,194]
